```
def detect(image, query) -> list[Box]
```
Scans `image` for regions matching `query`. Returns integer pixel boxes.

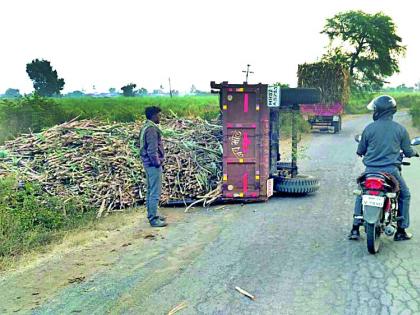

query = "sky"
[1,0,419,94]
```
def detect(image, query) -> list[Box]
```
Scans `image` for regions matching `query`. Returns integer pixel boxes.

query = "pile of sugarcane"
[0,117,223,213]
[297,62,350,104]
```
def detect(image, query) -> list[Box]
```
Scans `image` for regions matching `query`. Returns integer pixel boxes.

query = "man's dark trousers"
[145,166,162,224]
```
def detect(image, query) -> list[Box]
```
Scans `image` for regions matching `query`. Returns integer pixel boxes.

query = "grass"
[411,105,420,128]
[347,91,420,114]
[347,91,420,128]
[0,94,67,143]
[0,95,219,143]
[55,95,220,122]
[0,176,97,268]
[0,195,144,272]
[54,96,310,133]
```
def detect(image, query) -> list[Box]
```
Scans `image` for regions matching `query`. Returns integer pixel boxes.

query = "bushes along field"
[0,177,95,266]
[346,91,420,115]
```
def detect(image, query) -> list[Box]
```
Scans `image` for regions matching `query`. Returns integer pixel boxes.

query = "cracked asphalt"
[1,113,420,315]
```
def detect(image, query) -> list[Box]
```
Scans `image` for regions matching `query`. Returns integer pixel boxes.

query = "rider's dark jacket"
[357,111,417,168]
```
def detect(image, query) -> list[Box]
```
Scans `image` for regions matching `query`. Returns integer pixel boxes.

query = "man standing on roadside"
[140,106,167,227]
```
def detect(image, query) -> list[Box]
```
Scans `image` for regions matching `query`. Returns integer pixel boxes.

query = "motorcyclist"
[349,95,419,241]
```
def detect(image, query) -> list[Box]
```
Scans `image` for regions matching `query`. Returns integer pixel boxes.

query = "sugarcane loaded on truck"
[211,81,321,201]
[298,62,350,134]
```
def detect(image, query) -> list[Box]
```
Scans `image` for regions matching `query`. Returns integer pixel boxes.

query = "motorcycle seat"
[357,172,400,193]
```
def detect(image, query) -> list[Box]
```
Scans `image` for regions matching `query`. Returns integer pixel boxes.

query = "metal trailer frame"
[211,81,321,201]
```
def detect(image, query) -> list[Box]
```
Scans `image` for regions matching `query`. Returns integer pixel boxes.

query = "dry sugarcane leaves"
[298,62,350,105]
[0,117,223,214]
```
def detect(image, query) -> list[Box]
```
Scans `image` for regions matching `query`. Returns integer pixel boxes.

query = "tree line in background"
[0,10,417,99]
[1,59,209,98]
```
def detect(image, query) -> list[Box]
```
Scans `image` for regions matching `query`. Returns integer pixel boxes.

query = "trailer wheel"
[275,175,320,194]
[280,88,321,105]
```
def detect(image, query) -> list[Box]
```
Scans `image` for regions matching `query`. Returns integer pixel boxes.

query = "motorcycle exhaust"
[384,225,396,236]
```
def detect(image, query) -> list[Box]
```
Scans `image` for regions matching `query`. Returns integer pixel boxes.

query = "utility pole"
[242,64,254,83]
[168,77,173,98]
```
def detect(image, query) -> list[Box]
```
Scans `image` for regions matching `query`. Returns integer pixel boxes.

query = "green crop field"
[1,92,420,144]
[347,91,420,113]
[346,91,420,128]
[55,95,220,122]
[0,95,220,143]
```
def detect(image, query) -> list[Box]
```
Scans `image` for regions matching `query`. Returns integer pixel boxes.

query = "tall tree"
[65,90,85,98]
[121,83,137,97]
[26,59,65,96]
[4,88,21,98]
[321,10,406,90]
[137,87,148,96]
[274,82,290,88]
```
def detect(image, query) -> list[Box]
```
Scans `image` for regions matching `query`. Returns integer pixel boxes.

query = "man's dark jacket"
[140,121,165,167]
[357,111,416,168]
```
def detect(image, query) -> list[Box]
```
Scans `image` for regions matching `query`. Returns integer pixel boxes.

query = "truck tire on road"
[275,175,320,194]
[280,88,321,105]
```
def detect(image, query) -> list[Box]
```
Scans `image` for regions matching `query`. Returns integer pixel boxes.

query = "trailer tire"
[280,88,321,105]
[275,175,320,194]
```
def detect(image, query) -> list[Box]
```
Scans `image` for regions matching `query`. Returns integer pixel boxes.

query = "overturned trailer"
[211,81,321,202]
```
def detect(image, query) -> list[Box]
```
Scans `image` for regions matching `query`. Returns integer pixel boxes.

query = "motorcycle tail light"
[365,178,384,190]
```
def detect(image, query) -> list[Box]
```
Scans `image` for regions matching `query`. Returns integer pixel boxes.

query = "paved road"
[1,113,420,315]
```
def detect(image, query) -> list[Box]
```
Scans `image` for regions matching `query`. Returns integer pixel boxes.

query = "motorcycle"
[354,136,420,254]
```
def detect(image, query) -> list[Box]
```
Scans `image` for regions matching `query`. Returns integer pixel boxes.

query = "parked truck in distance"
[300,102,343,133]
[298,62,349,134]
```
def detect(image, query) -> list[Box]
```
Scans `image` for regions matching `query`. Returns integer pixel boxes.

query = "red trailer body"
[218,83,272,201]
[300,102,343,116]
[211,81,322,201]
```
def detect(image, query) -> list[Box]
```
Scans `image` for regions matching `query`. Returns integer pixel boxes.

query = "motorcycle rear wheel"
[366,222,381,254]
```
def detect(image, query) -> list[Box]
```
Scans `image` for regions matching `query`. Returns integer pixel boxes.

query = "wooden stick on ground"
[96,198,107,218]
[167,301,188,315]
[184,198,204,213]
[235,286,256,301]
